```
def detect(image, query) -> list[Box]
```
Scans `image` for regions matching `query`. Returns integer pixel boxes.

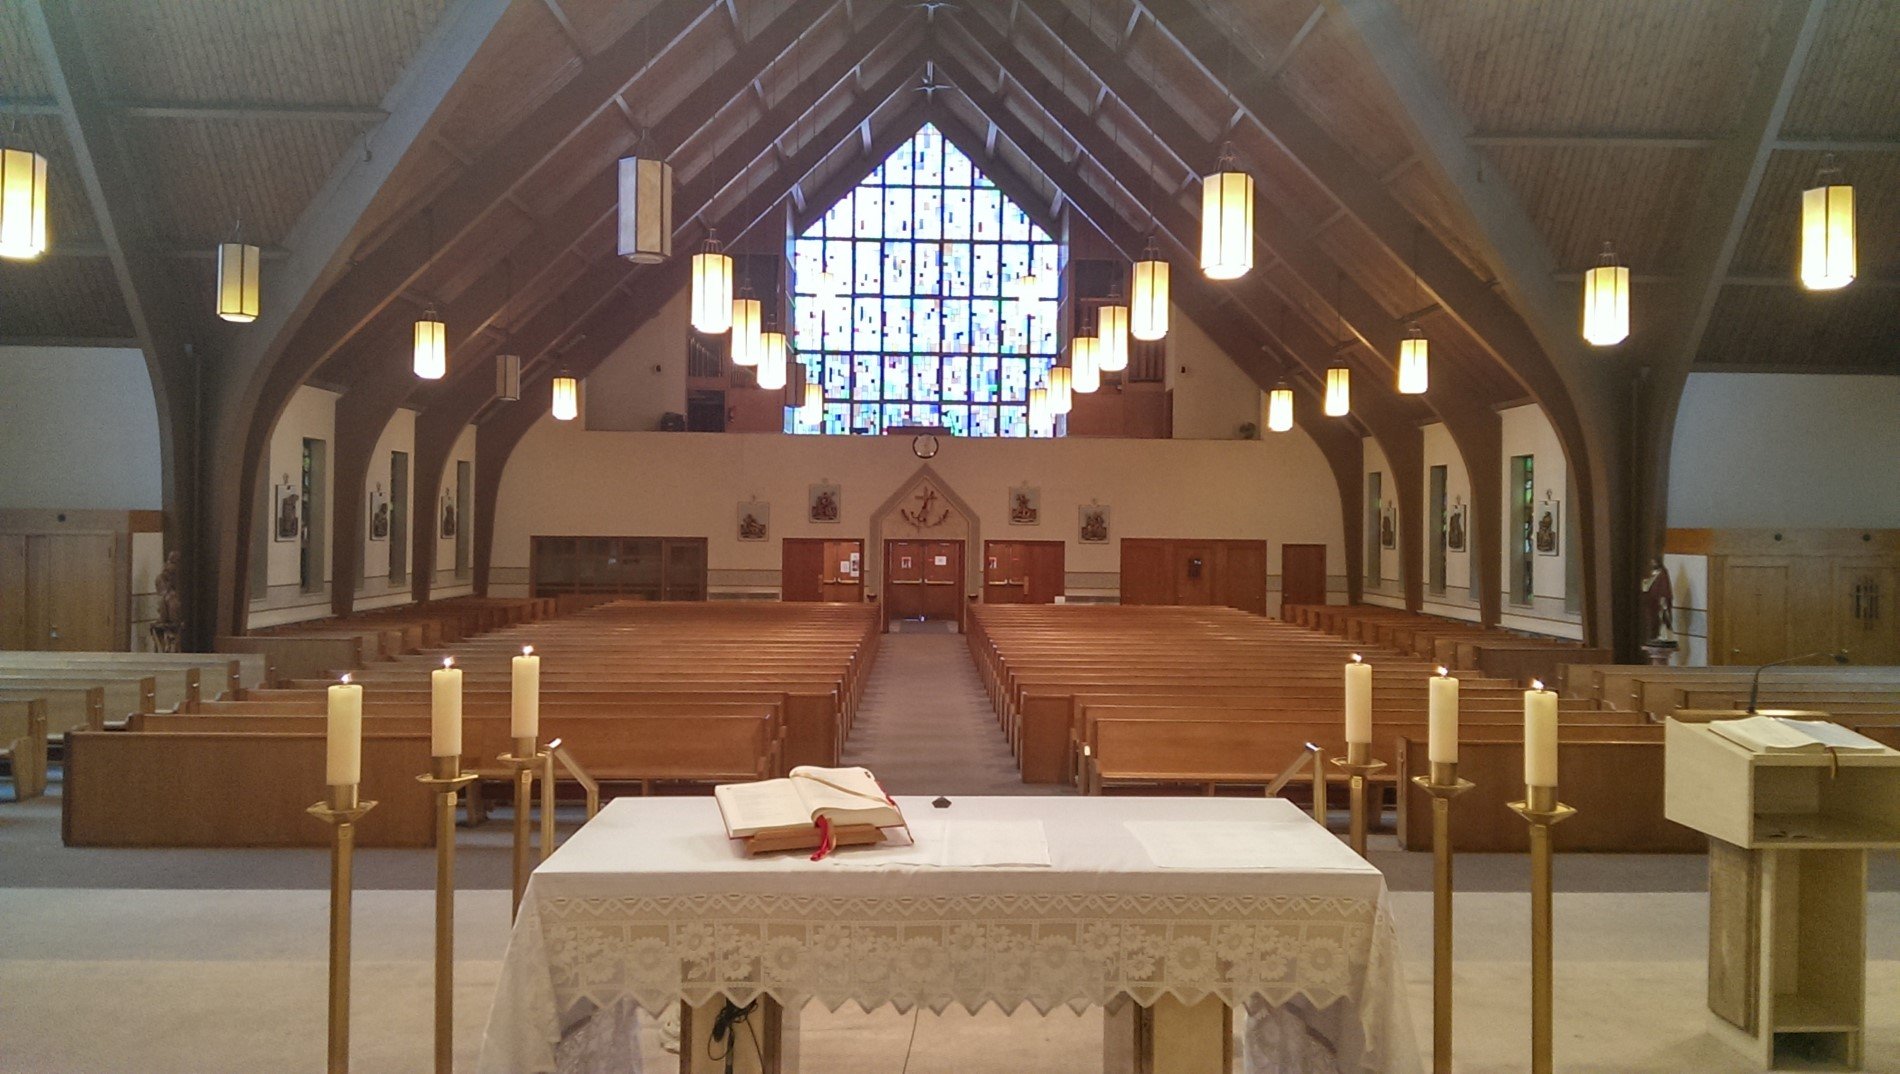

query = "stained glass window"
[787,123,1062,436]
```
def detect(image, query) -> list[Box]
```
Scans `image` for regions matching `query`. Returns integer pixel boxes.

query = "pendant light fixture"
[1048,366,1073,416]
[1581,241,1629,346]
[0,145,48,260]
[1130,237,1170,341]
[1199,143,1254,280]
[1266,382,1295,433]
[1324,364,1351,417]
[1095,288,1130,374]
[215,236,261,323]
[1395,227,1427,394]
[756,325,788,390]
[691,231,734,333]
[729,282,762,366]
[1800,154,1855,291]
[616,153,672,264]
[1071,335,1101,394]
[1028,385,1050,431]
[800,380,823,423]
[1397,324,1429,395]
[413,308,447,379]
[550,373,580,421]
[412,210,446,378]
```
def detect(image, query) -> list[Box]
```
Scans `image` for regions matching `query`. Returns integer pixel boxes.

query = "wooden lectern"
[1665,714,1900,1071]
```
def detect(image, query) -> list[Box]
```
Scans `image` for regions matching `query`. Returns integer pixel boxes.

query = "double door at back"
[885,540,963,625]
[0,533,122,651]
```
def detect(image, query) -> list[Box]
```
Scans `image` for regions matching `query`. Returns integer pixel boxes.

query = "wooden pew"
[1,698,48,800]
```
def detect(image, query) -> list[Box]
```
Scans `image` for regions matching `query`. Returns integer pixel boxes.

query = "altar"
[478,795,1421,1073]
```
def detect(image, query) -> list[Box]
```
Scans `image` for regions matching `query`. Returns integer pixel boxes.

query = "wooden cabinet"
[983,540,1064,604]
[0,510,161,652]
[1669,530,1900,666]
[1119,538,1267,615]
[529,536,707,601]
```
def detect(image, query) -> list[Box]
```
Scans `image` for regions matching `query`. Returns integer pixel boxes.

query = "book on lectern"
[1708,715,1889,755]
[714,766,906,856]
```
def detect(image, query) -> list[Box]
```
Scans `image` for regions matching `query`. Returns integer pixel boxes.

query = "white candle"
[326,674,363,786]
[1524,679,1559,787]
[1428,667,1459,764]
[511,646,540,739]
[1344,655,1372,745]
[431,657,462,757]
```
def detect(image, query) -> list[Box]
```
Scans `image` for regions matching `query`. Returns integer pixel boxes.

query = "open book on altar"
[714,766,906,856]
[1709,715,1891,755]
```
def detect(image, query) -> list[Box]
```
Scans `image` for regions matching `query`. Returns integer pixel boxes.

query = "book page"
[713,779,810,838]
[790,766,903,828]
[1709,715,1822,753]
[1775,718,1892,753]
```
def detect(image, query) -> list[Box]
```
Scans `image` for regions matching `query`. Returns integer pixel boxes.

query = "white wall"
[585,287,691,432]
[1669,372,1900,529]
[251,385,338,628]
[1361,436,1403,608]
[433,425,477,597]
[490,421,1347,608]
[1499,402,1581,639]
[0,346,162,510]
[357,408,417,610]
[1421,422,1479,621]
[1167,305,1264,440]
[1661,553,1709,666]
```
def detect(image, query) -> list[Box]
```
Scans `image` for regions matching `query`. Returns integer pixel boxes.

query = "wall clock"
[911,434,940,459]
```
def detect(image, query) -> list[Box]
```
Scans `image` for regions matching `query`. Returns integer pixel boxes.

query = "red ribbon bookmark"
[809,815,836,862]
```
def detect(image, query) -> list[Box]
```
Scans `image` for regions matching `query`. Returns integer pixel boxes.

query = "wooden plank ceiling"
[2,0,1894,385]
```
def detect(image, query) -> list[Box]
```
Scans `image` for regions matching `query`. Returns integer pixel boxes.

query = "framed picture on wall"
[1008,486,1040,525]
[273,480,300,542]
[808,483,841,523]
[439,488,457,540]
[738,500,769,542]
[369,486,390,542]
[1379,503,1398,549]
[1078,504,1110,544]
[1535,495,1561,556]
[1446,501,1468,553]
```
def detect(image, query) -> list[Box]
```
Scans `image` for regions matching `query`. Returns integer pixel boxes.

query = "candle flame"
[1531,678,1546,692]
[443,656,455,669]
[340,673,352,685]
[522,645,534,656]
[1350,653,1362,664]
[1436,666,1449,677]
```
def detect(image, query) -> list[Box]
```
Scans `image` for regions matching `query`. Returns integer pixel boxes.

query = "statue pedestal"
[1640,640,1679,667]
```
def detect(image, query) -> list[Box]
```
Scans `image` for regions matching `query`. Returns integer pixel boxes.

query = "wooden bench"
[1,698,48,800]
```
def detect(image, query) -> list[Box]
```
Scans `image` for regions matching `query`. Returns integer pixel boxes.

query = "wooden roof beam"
[0,95,390,122]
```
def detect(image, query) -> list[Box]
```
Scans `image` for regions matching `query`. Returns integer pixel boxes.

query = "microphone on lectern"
[1745,650,1849,714]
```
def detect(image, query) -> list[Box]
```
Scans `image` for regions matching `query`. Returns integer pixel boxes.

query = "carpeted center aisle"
[841,631,1067,796]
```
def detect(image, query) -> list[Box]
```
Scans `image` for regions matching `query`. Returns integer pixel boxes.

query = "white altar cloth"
[478,795,1421,1074]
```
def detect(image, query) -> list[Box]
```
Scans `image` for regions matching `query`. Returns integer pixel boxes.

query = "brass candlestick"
[1509,784,1576,1074]
[499,736,547,918]
[417,756,478,1074]
[1412,760,1475,1074]
[308,783,377,1074]
[1329,741,1387,858]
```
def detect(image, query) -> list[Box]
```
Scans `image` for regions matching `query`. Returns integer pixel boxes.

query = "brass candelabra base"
[499,739,549,919]
[1329,744,1387,858]
[417,758,479,1074]
[1412,761,1475,1074]
[1509,786,1576,1074]
[308,785,377,1074]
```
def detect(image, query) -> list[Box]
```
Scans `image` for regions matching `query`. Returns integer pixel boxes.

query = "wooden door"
[1720,562,1791,666]
[1024,541,1065,604]
[1173,543,1215,606]
[820,540,865,603]
[922,540,963,625]
[885,540,926,622]
[984,541,1026,603]
[1217,541,1268,615]
[0,534,26,649]
[1281,544,1327,608]
[1119,539,1173,605]
[780,539,826,603]
[26,534,120,650]
[1835,560,1900,664]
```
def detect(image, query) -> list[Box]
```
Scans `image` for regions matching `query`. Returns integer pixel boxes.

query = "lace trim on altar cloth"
[479,892,1419,1074]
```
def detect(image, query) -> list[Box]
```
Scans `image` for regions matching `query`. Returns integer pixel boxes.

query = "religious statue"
[1640,557,1674,643]
[149,551,184,653]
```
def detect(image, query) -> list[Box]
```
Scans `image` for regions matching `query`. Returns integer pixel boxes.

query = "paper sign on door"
[933,555,948,566]
[900,557,913,569]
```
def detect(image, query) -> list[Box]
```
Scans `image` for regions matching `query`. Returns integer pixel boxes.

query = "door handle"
[924,580,953,585]
[892,579,922,585]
